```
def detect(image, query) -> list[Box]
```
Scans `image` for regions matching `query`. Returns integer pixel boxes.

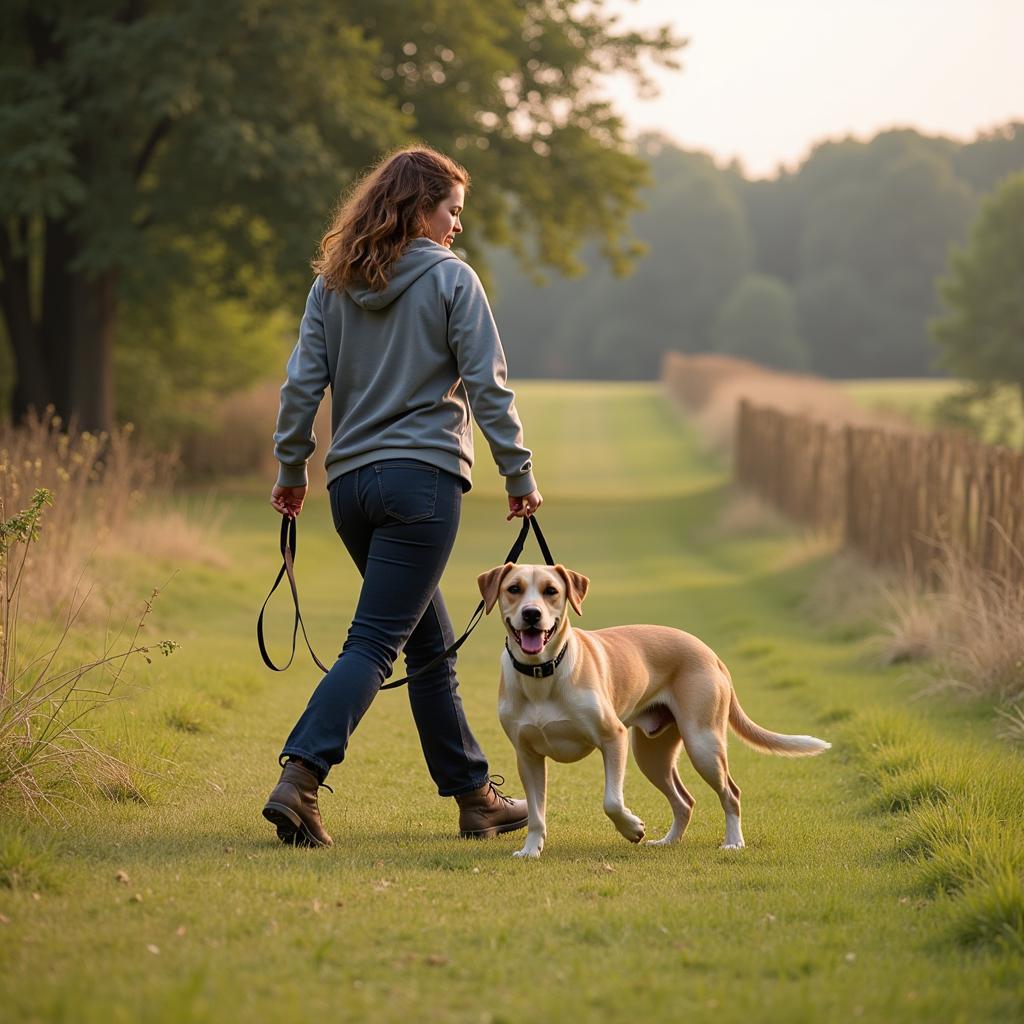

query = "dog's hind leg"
[680,725,744,849]
[631,724,694,845]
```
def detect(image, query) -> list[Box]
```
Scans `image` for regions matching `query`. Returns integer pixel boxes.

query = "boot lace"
[487,774,514,805]
[280,754,334,793]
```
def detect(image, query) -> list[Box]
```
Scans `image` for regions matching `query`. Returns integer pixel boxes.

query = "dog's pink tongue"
[520,630,545,655]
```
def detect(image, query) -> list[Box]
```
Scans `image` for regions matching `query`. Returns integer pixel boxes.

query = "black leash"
[257,514,331,673]
[257,513,555,689]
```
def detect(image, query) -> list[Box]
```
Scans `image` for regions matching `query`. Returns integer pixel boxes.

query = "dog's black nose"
[522,607,542,626]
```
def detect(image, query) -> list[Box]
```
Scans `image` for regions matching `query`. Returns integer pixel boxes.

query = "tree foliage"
[932,173,1024,413]
[490,143,753,379]
[712,274,807,371]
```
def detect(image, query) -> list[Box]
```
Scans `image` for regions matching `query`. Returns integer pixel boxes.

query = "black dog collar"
[505,638,569,678]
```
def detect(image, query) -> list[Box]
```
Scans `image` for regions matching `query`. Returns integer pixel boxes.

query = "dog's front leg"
[512,749,547,859]
[601,726,646,843]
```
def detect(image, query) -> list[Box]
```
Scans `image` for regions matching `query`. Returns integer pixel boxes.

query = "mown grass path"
[2,383,1021,1023]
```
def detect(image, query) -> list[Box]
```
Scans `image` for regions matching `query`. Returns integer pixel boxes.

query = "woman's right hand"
[271,484,307,518]
[507,489,543,520]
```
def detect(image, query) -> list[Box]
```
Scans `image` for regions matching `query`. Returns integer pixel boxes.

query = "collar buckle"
[506,638,568,679]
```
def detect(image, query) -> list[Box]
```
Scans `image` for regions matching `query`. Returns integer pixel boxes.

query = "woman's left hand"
[506,489,543,521]
[271,484,307,518]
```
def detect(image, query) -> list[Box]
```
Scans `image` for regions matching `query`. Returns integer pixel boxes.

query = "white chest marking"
[500,656,603,763]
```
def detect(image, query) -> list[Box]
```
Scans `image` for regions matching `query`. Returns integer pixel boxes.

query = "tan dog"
[477,562,831,859]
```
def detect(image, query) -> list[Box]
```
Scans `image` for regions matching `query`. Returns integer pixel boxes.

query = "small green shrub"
[951,866,1024,952]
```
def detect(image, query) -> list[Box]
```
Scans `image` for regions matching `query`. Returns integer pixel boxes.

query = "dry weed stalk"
[0,489,179,819]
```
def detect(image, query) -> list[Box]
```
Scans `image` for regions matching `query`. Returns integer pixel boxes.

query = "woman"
[262,146,542,848]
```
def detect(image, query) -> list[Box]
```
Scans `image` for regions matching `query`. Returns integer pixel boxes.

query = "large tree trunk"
[67,269,117,433]
[2,221,117,433]
[0,229,51,421]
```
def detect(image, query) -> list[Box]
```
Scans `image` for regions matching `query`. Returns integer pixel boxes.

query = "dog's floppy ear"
[555,565,590,615]
[477,563,515,614]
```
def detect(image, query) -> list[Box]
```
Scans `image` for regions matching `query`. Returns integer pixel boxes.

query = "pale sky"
[603,0,1024,178]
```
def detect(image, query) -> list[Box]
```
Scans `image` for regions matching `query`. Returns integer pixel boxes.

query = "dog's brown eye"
[544,586,558,596]
[508,584,521,594]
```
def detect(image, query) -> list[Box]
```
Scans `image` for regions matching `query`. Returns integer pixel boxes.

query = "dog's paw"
[719,840,745,850]
[613,812,645,844]
[512,846,542,860]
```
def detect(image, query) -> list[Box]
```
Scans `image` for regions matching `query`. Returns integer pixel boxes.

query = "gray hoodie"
[274,238,536,496]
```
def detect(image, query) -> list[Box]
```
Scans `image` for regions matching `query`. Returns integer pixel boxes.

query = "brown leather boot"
[262,760,333,848]
[455,776,528,839]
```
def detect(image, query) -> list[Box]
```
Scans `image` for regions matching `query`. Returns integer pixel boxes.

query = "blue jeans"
[280,459,490,796]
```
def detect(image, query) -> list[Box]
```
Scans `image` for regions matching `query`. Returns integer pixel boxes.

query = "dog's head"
[476,563,590,657]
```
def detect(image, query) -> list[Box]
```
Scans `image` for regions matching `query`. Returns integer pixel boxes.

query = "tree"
[0,1,680,430]
[792,137,976,377]
[795,267,877,377]
[490,141,754,378]
[711,274,807,371]
[953,122,1024,194]
[932,173,1024,416]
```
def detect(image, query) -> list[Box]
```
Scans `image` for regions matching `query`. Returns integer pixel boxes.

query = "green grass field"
[842,378,1024,447]
[2,382,1022,1023]
[842,378,959,426]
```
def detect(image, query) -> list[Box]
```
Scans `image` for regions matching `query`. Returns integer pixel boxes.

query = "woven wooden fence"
[736,400,1024,590]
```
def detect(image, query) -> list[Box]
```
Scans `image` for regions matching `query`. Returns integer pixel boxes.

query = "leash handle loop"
[257,515,330,673]
[528,515,555,566]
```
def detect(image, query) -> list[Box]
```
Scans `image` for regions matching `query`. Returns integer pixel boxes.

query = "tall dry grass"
[0,408,226,623]
[808,533,1024,741]
[878,542,1024,701]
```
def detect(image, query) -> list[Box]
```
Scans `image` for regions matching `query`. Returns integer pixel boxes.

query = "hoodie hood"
[345,238,460,311]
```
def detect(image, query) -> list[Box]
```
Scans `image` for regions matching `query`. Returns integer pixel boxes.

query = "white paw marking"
[512,847,541,859]
[720,840,746,850]
[647,830,682,847]
[613,811,645,843]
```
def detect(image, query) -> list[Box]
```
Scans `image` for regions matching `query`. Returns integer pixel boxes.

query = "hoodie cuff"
[276,463,309,489]
[504,471,537,498]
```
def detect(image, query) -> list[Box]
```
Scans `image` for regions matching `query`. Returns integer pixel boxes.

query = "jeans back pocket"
[375,461,439,523]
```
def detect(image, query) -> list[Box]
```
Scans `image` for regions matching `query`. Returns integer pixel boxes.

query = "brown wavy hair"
[314,146,470,293]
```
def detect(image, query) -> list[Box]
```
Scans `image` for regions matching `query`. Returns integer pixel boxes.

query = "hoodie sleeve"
[273,278,330,488]
[446,264,537,497]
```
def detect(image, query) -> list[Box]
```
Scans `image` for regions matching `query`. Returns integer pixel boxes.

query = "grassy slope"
[1,382,1022,1023]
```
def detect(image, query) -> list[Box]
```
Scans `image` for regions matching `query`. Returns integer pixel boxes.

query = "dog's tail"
[727,689,831,757]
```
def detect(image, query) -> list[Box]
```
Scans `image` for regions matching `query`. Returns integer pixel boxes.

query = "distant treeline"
[491,124,1024,380]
